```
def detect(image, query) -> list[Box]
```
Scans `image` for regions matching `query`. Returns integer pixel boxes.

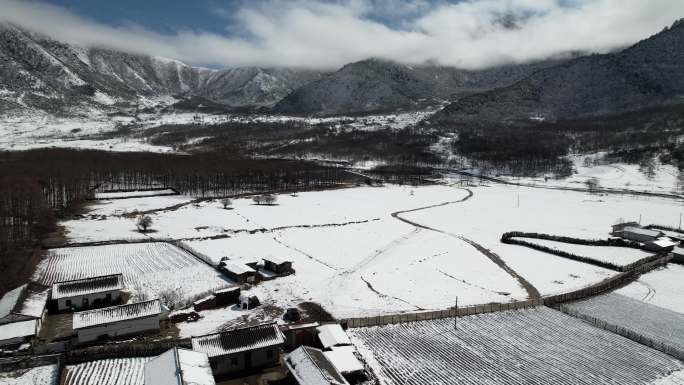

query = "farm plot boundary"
[343,255,671,329]
[500,232,657,271]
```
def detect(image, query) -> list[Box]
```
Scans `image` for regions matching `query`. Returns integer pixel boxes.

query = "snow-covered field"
[61,357,149,385]
[0,364,58,385]
[499,154,682,195]
[33,242,231,306]
[561,293,684,356]
[403,182,680,295]
[85,195,193,217]
[55,182,682,323]
[348,307,684,385]
[509,237,653,267]
[616,264,684,314]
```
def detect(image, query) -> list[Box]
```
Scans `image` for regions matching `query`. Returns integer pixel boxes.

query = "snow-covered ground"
[85,195,192,217]
[616,264,684,314]
[54,182,682,324]
[499,154,682,195]
[402,182,680,295]
[0,364,58,385]
[32,242,231,307]
[510,237,653,267]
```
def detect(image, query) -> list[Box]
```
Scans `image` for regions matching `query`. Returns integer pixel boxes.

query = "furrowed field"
[348,307,684,385]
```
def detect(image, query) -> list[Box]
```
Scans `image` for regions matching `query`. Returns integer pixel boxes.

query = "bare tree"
[136,215,153,232]
[262,194,277,205]
[252,195,264,205]
[585,177,600,194]
[220,197,232,209]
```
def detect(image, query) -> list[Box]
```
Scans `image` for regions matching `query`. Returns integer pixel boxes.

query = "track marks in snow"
[361,276,424,310]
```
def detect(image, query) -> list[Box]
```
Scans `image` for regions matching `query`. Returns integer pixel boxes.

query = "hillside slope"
[431,19,684,126]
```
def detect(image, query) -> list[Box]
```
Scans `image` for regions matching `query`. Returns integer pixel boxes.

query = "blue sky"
[1,0,682,69]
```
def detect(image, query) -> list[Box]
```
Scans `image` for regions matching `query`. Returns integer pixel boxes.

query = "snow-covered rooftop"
[324,346,364,374]
[263,255,290,265]
[623,227,663,238]
[191,322,285,358]
[285,346,348,385]
[223,263,256,275]
[52,274,124,300]
[17,289,49,319]
[647,238,678,248]
[673,246,684,256]
[0,285,27,318]
[316,324,352,349]
[0,319,36,342]
[144,347,215,385]
[73,299,162,330]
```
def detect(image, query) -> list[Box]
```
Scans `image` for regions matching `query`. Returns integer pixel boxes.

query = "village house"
[617,226,664,243]
[0,319,37,349]
[220,262,258,284]
[324,346,365,382]
[285,346,349,385]
[0,284,49,348]
[280,322,320,351]
[262,256,293,275]
[611,221,640,235]
[52,274,124,312]
[191,322,285,378]
[144,346,216,385]
[643,237,678,252]
[73,299,167,344]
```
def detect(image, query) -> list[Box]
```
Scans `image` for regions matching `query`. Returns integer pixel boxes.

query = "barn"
[191,322,285,378]
[618,227,664,242]
[52,274,124,312]
[73,299,166,344]
[144,347,216,385]
[285,346,349,385]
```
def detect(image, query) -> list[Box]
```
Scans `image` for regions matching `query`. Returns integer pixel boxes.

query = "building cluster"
[611,222,682,256]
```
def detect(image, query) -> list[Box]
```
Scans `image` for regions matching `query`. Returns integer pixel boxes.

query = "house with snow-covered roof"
[219,262,257,284]
[73,299,167,343]
[191,322,285,377]
[0,284,49,346]
[262,256,293,275]
[618,227,663,242]
[643,237,677,252]
[52,273,124,312]
[285,346,349,385]
[144,346,216,385]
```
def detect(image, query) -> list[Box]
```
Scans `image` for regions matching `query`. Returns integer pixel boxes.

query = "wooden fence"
[341,299,544,328]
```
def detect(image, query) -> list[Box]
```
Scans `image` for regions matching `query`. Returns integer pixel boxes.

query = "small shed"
[221,263,257,284]
[73,299,166,344]
[280,322,319,351]
[191,322,285,377]
[0,319,37,348]
[643,237,677,252]
[144,347,216,385]
[285,346,349,385]
[325,346,365,379]
[619,227,664,243]
[316,324,352,350]
[263,256,293,275]
[52,274,124,312]
[214,287,240,307]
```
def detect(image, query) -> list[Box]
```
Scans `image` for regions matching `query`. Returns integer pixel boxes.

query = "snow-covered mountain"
[0,24,323,116]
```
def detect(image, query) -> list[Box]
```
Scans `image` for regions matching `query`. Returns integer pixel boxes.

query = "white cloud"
[0,0,682,70]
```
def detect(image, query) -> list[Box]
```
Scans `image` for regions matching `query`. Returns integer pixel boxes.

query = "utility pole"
[639,214,642,225]
[679,213,682,230]
[454,296,458,331]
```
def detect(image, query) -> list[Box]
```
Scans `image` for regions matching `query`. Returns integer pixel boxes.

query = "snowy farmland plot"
[93,189,178,200]
[561,292,684,358]
[509,237,653,267]
[33,242,232,306]
[348,307,684,385]
[616,264,684,314]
